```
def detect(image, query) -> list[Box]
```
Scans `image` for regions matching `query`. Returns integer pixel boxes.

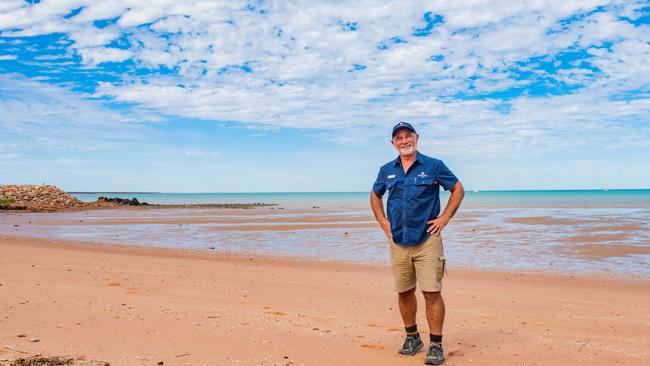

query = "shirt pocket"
[414,177,434,186]
[413,176,435,198]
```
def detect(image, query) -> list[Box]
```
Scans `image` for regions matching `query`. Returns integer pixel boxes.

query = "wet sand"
[0,234,648,366]
[3,207,650,272]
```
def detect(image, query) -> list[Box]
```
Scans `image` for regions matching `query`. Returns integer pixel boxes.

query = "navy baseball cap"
[392,121,416,137]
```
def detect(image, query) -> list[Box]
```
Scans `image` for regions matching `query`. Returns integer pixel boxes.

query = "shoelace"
[403,336,418,349]
[428,344,443,355]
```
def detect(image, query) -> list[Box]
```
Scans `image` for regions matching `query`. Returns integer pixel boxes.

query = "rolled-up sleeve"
[436,161,459,191]
[372,168,387,196]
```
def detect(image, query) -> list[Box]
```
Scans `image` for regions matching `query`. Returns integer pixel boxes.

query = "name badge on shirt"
[387,174,396,179]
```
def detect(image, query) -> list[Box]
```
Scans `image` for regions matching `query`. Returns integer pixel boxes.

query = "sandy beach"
[1,233,648,365]
[4,0,650,364]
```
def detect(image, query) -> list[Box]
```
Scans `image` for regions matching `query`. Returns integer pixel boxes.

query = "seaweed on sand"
[10,356,74,366]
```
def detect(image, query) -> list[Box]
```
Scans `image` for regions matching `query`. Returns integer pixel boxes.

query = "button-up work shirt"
[372,152,459,246]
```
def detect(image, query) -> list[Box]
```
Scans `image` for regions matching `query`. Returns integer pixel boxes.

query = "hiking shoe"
[424,343,445,365]
[398,334,424,356]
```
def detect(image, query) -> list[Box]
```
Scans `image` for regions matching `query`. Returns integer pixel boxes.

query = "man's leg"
[396,287,424,355]
[412,234,446,364]
[390,242,423,355]
[422,291,445,335]
[423,291,446,365]
[398,287,417,327]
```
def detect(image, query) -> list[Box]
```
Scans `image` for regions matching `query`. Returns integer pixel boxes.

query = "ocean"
[72,189,650,208]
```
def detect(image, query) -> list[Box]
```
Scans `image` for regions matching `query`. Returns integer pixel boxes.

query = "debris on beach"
[9,355,74,366]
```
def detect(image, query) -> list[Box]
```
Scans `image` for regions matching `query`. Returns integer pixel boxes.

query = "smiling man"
[370,121,465,365]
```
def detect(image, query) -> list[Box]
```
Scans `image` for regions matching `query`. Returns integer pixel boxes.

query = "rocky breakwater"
[98,196,149,206]
[0,184,86,211]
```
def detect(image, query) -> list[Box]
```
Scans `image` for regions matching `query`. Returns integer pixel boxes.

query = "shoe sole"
[424,357,445,365]
[398,342,424,356]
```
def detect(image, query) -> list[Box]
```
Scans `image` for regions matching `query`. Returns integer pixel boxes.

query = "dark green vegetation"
[0,197,16,205]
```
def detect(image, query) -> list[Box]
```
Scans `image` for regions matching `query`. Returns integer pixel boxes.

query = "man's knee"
[422,290,441,302]
[398,287,416,299]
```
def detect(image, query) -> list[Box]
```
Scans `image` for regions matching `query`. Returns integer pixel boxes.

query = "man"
[370,121,464,365]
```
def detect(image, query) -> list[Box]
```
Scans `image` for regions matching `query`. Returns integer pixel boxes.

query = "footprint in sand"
[361,344,385,350]
[448,349,465,357]
[265,311,286,316]
[448,341,476,358]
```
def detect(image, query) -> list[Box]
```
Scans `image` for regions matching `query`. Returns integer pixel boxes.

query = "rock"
[0,184,86,211]
[29,337,40,342]
[97,196,148,206]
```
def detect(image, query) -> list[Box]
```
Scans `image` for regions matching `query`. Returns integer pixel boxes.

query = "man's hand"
[427,181,465,236]
[427,215,450,236]
[379,218,392,240]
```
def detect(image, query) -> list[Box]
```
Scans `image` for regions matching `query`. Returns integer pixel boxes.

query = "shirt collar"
[393,151,423,167]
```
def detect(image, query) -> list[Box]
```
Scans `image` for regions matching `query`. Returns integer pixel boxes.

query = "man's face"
[391,129,418,157]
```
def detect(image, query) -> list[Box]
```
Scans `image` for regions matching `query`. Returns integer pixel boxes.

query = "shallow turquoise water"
[72,189,650,208]
[2,190,648,278]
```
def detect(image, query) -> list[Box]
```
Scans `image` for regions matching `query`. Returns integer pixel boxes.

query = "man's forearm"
[370,191,387,223]
[440,182,465,220]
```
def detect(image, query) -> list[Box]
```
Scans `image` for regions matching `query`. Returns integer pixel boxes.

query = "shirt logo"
[387,174,396,179]
[418,172,428,178]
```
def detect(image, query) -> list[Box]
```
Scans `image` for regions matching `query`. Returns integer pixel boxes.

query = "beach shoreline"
[1,234,648,365]
[3,203,649,279]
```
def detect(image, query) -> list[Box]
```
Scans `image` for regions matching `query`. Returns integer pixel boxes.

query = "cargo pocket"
[436,255,446,281]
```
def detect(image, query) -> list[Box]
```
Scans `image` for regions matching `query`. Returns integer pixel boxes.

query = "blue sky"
[1,1,649,192]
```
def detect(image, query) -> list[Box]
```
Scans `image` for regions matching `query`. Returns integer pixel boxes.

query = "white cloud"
[0,0,648,159]
[0,152,19,160]
[0,73,161,151]
[79,46,131,65]
[56,157,92,166]
[184,150,220,158]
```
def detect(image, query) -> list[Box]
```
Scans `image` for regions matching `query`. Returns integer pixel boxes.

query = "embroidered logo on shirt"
[387,174,396,179]
[418,172,428,178]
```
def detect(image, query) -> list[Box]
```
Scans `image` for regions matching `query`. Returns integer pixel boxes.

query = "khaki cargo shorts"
[389,234,446,293]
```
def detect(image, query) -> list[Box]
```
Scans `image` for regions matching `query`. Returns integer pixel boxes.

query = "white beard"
[398,145,416,156]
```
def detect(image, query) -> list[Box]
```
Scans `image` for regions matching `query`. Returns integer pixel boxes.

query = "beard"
[398,144,416,156]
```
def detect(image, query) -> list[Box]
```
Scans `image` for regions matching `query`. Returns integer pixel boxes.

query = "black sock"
[405,324,418,335]
[430,334,442,343]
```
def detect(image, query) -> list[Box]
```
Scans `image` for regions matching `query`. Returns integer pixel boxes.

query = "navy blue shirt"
[373,152,458,246]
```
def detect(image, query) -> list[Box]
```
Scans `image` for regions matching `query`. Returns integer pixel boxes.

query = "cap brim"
[392,127,416,137]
